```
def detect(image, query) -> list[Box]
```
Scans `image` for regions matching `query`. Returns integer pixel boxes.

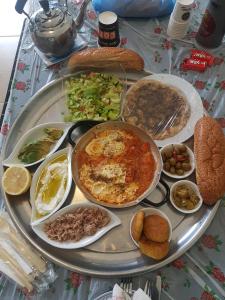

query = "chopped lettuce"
[64,73,123,121]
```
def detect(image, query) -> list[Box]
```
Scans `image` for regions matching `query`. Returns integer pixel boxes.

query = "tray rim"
[0,71,220,277]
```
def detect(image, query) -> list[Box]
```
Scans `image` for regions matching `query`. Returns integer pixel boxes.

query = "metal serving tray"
[1,71,219,277]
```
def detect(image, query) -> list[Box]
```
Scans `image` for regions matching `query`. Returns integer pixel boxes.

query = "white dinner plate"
[137,74,204,147]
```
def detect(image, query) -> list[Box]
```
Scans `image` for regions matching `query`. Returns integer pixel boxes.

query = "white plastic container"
[167,0,195,39]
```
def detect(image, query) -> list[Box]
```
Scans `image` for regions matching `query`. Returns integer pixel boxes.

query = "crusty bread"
[67,47,144,71]
[131,211,145,242]
[194,116,225,205]
[139,235,169,260]
[143,215,169,243]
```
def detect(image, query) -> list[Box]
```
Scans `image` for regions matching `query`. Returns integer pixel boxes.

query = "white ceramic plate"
[170,180,203,214]
[32,203,121,249]
[142,74,204,147]
[30,148,73,226]
[3,122,72,167]
[130,208,172,248]
[160,144,195,179]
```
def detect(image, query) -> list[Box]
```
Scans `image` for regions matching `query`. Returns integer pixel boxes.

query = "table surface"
[0,1,225,299]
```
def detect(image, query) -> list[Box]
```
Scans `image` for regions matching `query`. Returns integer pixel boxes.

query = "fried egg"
[79,163,139,203]
[85,138,104,156]
[85,130,126,157]
[94,163,126,183]
[103,141,125,156]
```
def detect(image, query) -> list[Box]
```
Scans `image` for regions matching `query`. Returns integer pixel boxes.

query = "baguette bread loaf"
[194,116,225,205]
[68,47,144,71]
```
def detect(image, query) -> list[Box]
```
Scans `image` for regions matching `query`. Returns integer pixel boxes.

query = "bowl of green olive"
[170,180,203,214]
[160,143,195,179]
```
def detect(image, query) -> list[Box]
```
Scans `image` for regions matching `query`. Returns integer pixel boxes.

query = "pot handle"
[15,0,27,14]
[67,120,102,147]
[140,178,170,207]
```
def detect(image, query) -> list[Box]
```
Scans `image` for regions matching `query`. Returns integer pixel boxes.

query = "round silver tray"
[1,71,219,277]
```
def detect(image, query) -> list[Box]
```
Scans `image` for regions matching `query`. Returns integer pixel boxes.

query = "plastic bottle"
[195,0,225,48]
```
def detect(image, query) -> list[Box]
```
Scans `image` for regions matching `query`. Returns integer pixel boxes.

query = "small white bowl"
[170,180,203,214]
[130,208,172,247]
[160,143,195,179]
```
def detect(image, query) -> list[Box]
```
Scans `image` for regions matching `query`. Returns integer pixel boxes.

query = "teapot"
[15,0,90,57]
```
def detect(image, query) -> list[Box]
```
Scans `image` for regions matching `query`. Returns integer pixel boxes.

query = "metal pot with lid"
[15,0,90,57]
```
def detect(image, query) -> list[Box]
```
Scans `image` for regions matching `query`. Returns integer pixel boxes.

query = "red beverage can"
[180,58,207,72]
[191,49,214,66]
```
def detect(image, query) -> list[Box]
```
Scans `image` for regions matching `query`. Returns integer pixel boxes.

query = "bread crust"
[68,47,144,71]
[131,211,145,242]
[194,116,225,205]
[139,235,169,260]
[143,215,169,242]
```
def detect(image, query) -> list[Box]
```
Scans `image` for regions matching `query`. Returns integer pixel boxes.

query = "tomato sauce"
[76,129,156,201]
[120,136,156,195]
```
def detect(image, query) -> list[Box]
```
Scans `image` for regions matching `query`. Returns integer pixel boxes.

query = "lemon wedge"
[2,166,31,195]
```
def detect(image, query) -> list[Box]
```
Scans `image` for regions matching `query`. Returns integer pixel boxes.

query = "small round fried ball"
[143,214,169,242]
[139,236,169,260]
[131,211,145,242]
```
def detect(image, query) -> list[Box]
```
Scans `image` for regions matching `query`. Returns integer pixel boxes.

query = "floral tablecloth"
[1,1,225,299]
